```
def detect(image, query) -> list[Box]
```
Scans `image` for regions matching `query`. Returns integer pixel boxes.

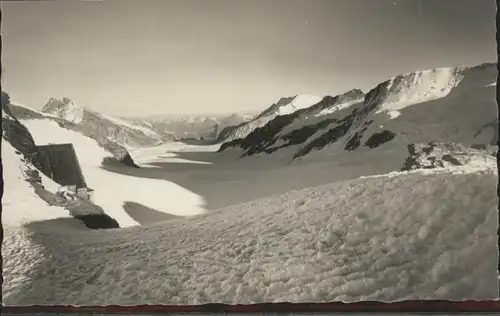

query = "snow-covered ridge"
[314,97,364,117]
[276,94,323,116]
[377,67,465,114]
[40,97,172,147]
[99,113,162,138]
[223,94,323,142]
[43,97,159,137]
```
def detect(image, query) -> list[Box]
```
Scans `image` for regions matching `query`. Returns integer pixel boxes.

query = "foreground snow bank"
[3,166,497,305]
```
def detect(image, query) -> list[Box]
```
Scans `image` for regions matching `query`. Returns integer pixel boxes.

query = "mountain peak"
[256,94,322,120]
[42,97,84,124]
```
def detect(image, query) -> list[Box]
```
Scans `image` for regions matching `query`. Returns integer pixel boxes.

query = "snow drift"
[3,164,497,305]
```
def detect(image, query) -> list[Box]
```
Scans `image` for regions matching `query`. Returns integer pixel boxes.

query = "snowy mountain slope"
[19,118,207,228]
[42,98,174,147]
[43,97,85,124]
[298,63,497,160]
[3,163,497,305]
[218,89,365,155]
[219,94,324,143]
[6,101,140,167]
[219,63,497,162]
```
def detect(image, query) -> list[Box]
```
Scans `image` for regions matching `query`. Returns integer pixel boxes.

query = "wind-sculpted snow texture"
[3,164,497,305]
[219,63,497,161]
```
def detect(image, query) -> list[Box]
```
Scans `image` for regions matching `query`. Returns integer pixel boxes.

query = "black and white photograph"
[1,0,498,306]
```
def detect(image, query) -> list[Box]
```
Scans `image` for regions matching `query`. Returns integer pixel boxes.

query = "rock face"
[218,63,498,163]
[215,122,247,143]
[364,130,397,149]
[218,90,365,155]
[2,103,47,172]
[401,142,496,171]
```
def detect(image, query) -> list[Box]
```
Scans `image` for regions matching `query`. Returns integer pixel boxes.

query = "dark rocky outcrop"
[364,130,397,149]
[292,94,382,158]
[345,120,374,151]
[2,104,47,173]
[72,213,120,229]
[218,113,297,155]
[242,114,298,156]
[215,122,247,144]
[274,118,338,151]
[218,90,367,156]
[218,138,245,152]
[441,154,461,166]
[218,90,365,149]
[102,154,140,168]
[401,142,496,171]
[294,116,353,158]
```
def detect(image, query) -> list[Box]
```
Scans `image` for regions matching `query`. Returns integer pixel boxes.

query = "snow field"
[3,164,497,305]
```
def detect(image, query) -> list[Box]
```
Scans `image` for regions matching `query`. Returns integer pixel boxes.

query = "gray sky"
[1,0,496,117]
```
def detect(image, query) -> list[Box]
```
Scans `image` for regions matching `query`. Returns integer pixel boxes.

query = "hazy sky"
[1,0,496,117]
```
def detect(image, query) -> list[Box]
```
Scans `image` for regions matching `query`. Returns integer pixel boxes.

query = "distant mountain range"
[9,97,255,148]
[217,62,497,168]
[124,112,255,141]
[4,61,496,170]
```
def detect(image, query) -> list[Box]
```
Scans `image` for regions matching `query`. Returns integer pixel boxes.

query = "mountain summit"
[43,97,84,124]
